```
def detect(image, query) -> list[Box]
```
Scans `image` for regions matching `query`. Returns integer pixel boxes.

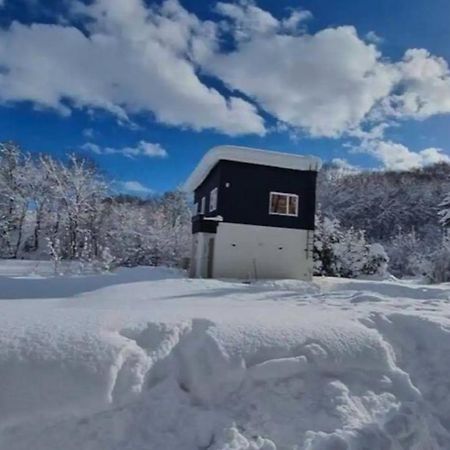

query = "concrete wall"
[212,223,313,280]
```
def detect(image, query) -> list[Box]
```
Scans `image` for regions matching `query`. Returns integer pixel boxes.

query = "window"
[269,192,299,217]
[209,188,218,212]
[192,203,198,215]
[200,197,205,214]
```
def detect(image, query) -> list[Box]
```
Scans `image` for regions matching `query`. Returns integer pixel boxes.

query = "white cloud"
[330,158,359,171]
[382,49,450,119]
[120,180,154,195]
[206,26,398,138]
[82,140,168,158]
[0,0,265,136]
[207,5,450,140]
[1,0,450,145]
[281,9,313,32]
[215,1,279,40]
[215,1,311,41]
[361,139,450,170]
[365,31,383,45]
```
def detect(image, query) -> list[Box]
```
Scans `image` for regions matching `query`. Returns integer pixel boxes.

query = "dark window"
[209,188,218,212]
[200,197,205,214]
[269,192,299,217]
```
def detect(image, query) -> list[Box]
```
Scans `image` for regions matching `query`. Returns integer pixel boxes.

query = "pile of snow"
[1,262,450,449]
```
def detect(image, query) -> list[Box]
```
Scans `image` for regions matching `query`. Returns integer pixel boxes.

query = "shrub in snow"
[333,228,368,277]
[364,243,389,276]
[314,211,388,278]
[384,228,432,278]
[314,212,341,276]
[424,235,450,283]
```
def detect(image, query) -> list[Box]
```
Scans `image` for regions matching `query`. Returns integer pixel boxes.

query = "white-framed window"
[200,197,205,214]
[209,187,218,212]
[269,192,299,217]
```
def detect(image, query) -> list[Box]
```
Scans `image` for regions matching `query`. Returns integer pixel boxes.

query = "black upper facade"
[192,159,318,233]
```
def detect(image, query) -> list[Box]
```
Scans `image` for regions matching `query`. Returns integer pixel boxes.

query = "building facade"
[185,146,321,280]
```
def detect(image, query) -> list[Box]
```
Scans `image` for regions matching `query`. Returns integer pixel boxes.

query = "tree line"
[2,141,450,282]
[317,161,450,281]
[0,142,191,271]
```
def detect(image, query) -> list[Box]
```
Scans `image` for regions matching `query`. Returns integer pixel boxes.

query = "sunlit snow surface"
[1,261,450,449]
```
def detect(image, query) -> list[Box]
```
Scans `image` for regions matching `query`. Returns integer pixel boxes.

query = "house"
[184,145,321,280]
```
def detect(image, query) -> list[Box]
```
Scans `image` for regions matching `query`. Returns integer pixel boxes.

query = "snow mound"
[1,265,450,449]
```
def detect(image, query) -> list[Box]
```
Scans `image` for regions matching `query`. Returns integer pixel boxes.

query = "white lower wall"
[190,232,216,278]
[212,223,313,280]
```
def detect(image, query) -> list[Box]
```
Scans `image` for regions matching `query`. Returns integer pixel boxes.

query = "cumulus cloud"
[281,9,313,32]
[1,0,450,153]
[120,180,154,195]
[208,5,450,141]
[382,49,450,119]
[360,140,450,170]
[215,1,311,41]
[330,158,359,171]
[206,26,397,137]
[0,0,265,135]
[365,31,383,45]
[215,1,279,39]
[82,140,168,158]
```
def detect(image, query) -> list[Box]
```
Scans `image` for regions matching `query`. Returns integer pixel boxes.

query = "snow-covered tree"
[314,211,388,278]
[439,193,450,227]
[0,142,34,257]
[0,142,193,269]
[314,210,341,276]
[40,154,108,261]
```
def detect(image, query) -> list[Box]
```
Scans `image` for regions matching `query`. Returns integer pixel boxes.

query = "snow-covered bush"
[424,235,450,283]
[333,228,369,277]
[364,243,389,276]
[422,195,450,282]
[384,228,431,278]
[314,212,341,276]
[314,211,388,278]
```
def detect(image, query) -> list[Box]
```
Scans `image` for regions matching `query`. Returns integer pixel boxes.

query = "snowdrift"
[1,264,450,449]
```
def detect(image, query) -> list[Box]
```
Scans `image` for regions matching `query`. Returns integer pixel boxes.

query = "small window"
[200,197,205,214]
[269,192,299,217]
[192,203,198,215]
[209,188,218,212]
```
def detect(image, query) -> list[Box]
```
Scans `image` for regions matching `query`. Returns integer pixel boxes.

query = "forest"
[1,141,450,281]
[316,161,450,281]
[0,142,191,272]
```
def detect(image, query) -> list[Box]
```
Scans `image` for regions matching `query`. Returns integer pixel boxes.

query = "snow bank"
[1,264,450,449]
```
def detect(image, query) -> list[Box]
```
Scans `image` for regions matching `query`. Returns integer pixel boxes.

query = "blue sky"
[1,0,450,194]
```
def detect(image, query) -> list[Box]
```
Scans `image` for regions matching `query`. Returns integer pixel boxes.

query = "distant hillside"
[318,162,450,243]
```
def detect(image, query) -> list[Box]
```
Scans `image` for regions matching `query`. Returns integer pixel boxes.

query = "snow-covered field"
[1,262,450,449]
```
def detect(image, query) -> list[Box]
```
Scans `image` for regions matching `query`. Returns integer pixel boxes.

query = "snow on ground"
[1,262,450,449]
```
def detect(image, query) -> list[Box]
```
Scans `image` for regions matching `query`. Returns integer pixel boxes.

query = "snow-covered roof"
[184,145,322,192]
